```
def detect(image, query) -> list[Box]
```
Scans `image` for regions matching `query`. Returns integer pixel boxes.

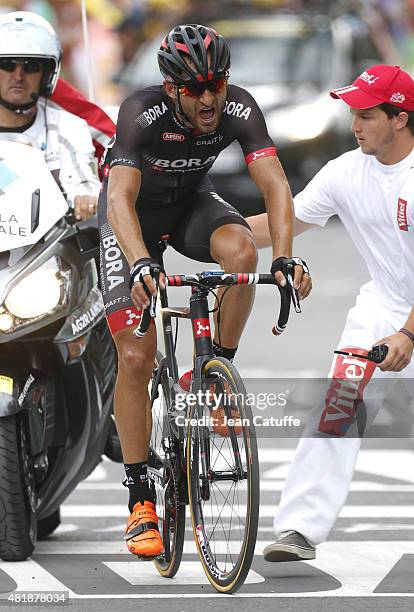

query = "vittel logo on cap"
[390,92,406,104]
[358,71,380,85]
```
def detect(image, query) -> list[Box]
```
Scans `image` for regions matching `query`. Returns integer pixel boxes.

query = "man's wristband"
[399,328,414,344]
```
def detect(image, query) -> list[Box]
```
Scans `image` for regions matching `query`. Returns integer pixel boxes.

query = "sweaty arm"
[106,94,161,307]
[106,94,153,265]
[107,165,148,265]
[108,166,159,309]
[232,87,294,260]
[248,161,313,297]
[248,156,294,259]
[231,86,310,293]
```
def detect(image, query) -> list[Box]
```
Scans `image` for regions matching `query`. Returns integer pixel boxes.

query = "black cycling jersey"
[103,84,277,204]
[99,82,274,335]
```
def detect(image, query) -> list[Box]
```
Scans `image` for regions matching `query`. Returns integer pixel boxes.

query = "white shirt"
[294,147,414,321]
[4,98,101,206]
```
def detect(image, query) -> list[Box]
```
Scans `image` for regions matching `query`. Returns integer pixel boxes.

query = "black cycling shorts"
[98,181,250,335]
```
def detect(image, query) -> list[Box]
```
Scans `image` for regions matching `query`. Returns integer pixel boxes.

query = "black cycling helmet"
[158,24,230,84]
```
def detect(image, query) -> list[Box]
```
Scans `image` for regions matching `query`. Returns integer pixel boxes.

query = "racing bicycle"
[135,238,300,594]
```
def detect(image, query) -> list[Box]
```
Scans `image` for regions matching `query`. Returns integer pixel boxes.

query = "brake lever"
[148,269,159,318]
[133,268,160,338]
[286,264,301,314]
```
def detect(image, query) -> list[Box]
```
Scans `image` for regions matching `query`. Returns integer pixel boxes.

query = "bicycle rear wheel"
[186,357,259,593]
[149,352,186,578]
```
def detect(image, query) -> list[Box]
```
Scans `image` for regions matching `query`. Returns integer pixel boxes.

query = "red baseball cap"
[330,64,414,111]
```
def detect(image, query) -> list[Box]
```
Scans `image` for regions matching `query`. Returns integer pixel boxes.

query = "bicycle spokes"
[149,356,186,578]
[187,358,259,592]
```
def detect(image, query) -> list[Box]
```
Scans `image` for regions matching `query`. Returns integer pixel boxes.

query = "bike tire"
[186,357,259,593]
[150,352,186,578]
[0,413,37,561]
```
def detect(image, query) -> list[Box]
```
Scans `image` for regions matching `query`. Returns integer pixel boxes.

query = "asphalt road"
[1,219,413,611]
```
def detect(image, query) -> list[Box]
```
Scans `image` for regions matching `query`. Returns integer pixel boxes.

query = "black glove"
[271,256,292,279]
[270,256,310,278]
[129,257,161,291]
[270,257,309,314]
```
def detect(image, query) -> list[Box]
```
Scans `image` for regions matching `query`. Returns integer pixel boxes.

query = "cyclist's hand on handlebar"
[129,258,165,310]
[270,256,295,288]
[270,256,311,300]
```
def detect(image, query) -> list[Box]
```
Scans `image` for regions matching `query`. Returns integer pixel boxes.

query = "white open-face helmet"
[0,11,62,97]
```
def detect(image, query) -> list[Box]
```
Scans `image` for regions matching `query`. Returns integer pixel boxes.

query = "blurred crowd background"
[0,0,414,105]
[2,0,414,212]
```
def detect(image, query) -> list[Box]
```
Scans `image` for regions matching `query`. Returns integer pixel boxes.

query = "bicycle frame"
[144,240,300,590]
[152,279,215,432]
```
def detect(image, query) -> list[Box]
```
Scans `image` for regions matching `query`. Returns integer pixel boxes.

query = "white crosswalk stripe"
[60,504,414,519]
[2,449,414,599]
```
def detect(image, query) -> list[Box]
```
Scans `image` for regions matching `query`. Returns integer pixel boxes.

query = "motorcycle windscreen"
[0,140,68,252]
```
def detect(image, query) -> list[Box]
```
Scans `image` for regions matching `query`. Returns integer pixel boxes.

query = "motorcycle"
[0,140,118,561]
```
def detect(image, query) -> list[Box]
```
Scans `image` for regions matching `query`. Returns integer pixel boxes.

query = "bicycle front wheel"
[186,357,259,593]
[150,352,186,578]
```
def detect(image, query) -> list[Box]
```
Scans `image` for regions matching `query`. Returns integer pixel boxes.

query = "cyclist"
[98,24,311,559]
[0,11,100,220]
[248,64,414,561]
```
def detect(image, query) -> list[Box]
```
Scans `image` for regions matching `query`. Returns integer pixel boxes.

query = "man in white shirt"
[247,64,414,561]
[0,11,100,220]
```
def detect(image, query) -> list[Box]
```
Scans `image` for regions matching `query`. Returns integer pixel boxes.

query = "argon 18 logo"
[163,132,185,141]
[193,318,211,338]
[397,197,409,231]
[125,309,141,326]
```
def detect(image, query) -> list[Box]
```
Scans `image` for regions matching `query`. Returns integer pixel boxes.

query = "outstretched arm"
[246,212,315,248]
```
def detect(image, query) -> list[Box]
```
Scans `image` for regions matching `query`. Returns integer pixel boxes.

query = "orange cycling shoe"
[124,500,164,559]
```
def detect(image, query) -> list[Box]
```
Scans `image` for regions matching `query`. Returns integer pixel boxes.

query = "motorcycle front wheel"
[37,508,61,540]
[0,413,37,561]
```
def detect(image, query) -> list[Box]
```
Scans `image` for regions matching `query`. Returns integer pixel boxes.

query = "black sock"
[212,341,237,362]
[123,461,154,512]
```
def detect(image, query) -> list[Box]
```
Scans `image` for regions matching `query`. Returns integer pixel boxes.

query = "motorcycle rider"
[0,11,100,221]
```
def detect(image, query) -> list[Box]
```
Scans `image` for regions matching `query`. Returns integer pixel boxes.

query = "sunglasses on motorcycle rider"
[177,76,228,98]
[0,58,43,74]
